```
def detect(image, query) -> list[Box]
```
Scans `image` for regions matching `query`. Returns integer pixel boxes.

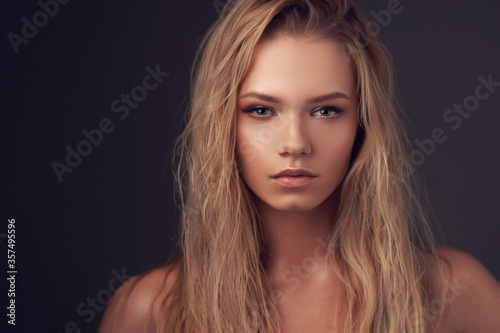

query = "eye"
[242,106,274,118]
[312,106,343,117]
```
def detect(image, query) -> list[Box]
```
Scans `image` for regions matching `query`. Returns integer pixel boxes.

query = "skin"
[96,35,500,333]
[236,35,358,331]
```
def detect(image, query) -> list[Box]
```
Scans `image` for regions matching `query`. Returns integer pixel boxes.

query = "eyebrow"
[239,91,350,104]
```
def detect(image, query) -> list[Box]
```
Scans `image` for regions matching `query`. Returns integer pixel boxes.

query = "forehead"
[238,36,355,101]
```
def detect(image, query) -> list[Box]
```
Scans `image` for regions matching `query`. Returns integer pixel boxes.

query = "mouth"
[270,168,317,188]
[270,168,317,178]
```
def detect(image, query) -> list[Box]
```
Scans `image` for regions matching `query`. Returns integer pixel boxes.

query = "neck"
[257,189,340,289]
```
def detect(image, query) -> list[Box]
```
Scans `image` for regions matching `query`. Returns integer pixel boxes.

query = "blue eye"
[243,107,273,118]
[312,106,343,117]
[242,106,343,119]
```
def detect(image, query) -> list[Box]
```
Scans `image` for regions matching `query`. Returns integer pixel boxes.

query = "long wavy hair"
[115,1,452,332]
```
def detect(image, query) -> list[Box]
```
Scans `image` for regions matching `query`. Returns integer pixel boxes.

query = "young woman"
[98,0,500,332]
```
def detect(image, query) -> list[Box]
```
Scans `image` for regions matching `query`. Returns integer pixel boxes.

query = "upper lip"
[271,168,317,178]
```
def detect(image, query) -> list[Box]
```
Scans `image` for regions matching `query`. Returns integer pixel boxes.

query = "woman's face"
[236,35,359,212]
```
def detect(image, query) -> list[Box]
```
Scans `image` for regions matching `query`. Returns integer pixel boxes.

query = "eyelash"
[242,106,343,119]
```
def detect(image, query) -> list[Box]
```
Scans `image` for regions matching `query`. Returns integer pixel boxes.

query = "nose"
[277,114,311,157]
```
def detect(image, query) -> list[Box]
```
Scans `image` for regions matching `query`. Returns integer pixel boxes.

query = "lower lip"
[271,176,316,188]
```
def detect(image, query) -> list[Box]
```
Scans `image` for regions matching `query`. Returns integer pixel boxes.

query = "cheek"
[236,135,258,168]
[236,121,276,168]
[312,125,356,167]
[241,126,275,152]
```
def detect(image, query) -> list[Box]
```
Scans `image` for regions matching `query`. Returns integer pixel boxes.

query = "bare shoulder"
[429,246,500,333]
[97,258,182,333]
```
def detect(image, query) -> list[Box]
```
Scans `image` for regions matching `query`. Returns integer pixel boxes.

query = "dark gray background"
[2,0,499,332]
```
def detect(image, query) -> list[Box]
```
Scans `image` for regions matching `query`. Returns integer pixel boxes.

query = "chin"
[269,197,323,212]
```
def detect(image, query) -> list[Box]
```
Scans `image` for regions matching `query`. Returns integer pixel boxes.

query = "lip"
[270,168,317,188]
[270,168,317,178]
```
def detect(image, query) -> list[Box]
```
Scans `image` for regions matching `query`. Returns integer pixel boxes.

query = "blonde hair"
[114,1,452,332]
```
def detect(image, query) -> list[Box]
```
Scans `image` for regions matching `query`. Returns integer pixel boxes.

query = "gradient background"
[2,0,499,332]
